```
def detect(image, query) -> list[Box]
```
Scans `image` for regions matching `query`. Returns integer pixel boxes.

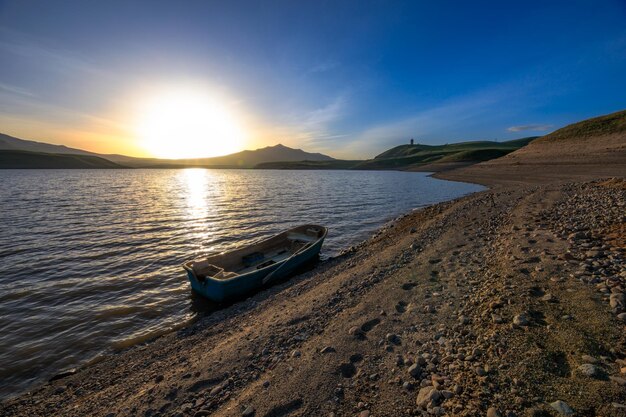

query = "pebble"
[550,400,574,416]
[242,405,255,416]
[577,363,605,378]
[513,314,529,326]
[486,407,502,417]
[415,386,441,408]
[320,346,336,354]
[408,363,422,378]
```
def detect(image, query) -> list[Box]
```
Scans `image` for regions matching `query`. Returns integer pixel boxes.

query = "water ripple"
[0,168,483,399]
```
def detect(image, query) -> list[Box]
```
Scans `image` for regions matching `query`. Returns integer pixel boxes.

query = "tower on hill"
[410,138,414,145]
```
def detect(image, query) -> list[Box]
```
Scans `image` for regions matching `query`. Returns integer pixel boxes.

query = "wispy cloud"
[0,26,104,76]
[0,82,35,97]
[284,95,348,147]
[507,124,553,132]
[342,85,515,158]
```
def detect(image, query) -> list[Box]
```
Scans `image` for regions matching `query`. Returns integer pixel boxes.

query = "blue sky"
[0,0,625,158]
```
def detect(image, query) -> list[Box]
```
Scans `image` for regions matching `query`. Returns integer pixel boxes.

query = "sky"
[0,0,625,159]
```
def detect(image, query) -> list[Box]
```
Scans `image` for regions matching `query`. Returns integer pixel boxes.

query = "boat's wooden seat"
[193,260,238,280]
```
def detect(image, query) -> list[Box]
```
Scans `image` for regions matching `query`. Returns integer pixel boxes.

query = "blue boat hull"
[184,228,326,302]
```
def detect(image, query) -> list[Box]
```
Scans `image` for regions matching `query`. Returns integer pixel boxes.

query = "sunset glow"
[136,90,246,159]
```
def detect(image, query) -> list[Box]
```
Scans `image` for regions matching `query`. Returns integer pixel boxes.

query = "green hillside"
[0,150,128,169]
[536,109,626,142]
[354,137,537,170]
[374,137,537,159]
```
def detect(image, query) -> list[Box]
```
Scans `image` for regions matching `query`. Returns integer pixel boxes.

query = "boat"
[182,224,327,302]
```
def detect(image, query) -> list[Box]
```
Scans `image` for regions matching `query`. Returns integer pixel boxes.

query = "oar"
[262,243,312,285]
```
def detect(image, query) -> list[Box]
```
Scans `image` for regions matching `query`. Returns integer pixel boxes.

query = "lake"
[0,169,483,399]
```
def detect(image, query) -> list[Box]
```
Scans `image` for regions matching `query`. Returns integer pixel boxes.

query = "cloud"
[0,82,35,97]
[343,86,513,157]
[0,26,104,76]
[507,124,553,132]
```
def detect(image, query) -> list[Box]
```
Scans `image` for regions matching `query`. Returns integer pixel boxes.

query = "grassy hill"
[533,109,626,143]
[253,138,536,171]
[353,137,537,170]
[0,150,127,169]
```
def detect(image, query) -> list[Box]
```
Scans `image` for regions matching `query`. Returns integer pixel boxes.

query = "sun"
[136,90,245,159]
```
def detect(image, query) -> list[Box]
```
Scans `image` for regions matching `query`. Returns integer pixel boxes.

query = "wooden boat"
[182,224,327,302]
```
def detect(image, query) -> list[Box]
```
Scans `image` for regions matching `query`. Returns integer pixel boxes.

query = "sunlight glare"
[136,90,245,159]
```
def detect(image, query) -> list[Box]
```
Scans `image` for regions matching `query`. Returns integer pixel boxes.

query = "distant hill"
[254,160,362,170]
[353,137,537,170]
[0,133,335,168]
[252,138,536,171]
[165,144,334,168]
[374,137,536,159]
[0,150,127,169]
[0,133,97,156]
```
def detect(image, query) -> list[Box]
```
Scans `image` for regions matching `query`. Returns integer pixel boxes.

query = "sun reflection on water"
[182,168,209,218]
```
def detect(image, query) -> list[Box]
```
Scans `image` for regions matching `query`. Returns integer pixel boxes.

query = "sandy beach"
[2,151,625,417]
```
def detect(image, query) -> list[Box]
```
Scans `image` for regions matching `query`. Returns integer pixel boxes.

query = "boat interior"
[189,225,325,280]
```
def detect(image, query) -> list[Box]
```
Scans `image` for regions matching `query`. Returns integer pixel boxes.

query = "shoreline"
[2,166,625,416]
[0,170,483,403]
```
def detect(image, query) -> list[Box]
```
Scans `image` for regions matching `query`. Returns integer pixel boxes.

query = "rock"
[541,293,557,303]
[513,314,529,326]
[487,407,502,417]
[415,386,441,408]
[359,411,370,417]
[320,346,336,354]
[194,411,211,417]
[440,390,454,399]
[154,374,164,383]
[386,333,400,345]
[609,293,625,310]
[209,384,223,396]
[408,363,422,379]
[349,326,365,338]
[492,314,504,324]
[291,350,301,358]
[242,405,255,416]
[617,313,626,322]
[609,376,626,385]
[581,355,598,364]
[577,363,605,378]
[458,315,470,325]
[549,400,574,415]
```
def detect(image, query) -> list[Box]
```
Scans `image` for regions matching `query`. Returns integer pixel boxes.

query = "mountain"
[0,150,126,169]
[161,144,334,168]
[0,133,335,168]
[0,133,97,156]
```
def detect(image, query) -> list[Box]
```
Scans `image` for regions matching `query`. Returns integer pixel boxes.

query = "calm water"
[0,169,483,399]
